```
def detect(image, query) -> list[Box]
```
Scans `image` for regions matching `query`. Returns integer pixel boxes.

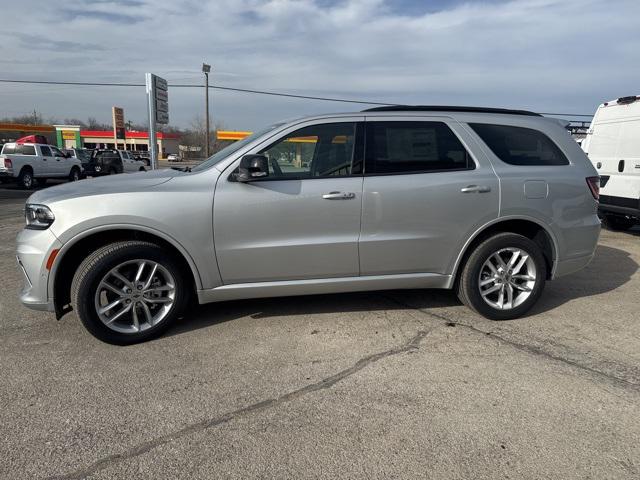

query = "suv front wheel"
[457,233,547,320]
[71,241,187,344]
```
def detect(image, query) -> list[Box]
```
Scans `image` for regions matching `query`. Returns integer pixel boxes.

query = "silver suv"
[17,106,601,344]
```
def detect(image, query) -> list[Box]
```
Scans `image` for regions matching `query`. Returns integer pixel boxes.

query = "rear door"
[359,117,499,276]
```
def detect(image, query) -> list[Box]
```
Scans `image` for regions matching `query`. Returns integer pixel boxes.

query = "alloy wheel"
[478,247,536,310]
[94,259,176,334]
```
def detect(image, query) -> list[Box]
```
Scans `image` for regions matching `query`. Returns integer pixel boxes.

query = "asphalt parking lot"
[1,182,639,479]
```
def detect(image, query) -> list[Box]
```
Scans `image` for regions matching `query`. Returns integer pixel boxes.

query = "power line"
[0,78,594,117]
[0,78,391,106]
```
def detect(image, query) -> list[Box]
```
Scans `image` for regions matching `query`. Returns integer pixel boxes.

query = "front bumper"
[16,227,61,313]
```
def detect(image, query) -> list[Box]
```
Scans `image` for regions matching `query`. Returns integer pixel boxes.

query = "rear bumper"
[554,253,595,278]
[599,194,640,218]
[551,214,601,279]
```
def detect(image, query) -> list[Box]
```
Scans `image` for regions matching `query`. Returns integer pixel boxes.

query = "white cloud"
[0,0,638,129]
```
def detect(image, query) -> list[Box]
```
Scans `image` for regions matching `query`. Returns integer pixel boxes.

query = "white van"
[582,96,640,230]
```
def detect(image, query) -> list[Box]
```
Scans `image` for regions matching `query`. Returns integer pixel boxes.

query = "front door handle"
[461,185,491,193]
[322,191,356,200]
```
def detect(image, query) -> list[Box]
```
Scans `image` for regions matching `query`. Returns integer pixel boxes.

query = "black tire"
[456,233,547,320]
[71,241,188,345]
[109,167,117,175]
[68,167,81,182]
[17,167,34,189]
[604,214,635,231]
[139,166,146,172]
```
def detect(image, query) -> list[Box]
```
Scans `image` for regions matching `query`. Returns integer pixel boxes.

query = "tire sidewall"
[74,244,186,344]
[462,234,547,320]
[19,169,33,189]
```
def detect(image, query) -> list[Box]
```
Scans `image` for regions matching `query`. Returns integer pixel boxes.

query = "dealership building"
[54,125,180,155]
[0,123,179,156]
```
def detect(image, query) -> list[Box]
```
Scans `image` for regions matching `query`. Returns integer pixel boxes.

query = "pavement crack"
[382,294,640,392]
[48,329,431,480]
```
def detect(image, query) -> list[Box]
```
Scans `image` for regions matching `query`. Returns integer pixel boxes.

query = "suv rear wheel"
[17,167,34,189]
[69,167,81,182]
[71,241,187,344]
[457,233,547,320]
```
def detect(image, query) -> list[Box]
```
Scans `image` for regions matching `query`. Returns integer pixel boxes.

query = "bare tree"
[180,115,226,154]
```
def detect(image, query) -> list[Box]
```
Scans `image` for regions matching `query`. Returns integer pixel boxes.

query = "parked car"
[83,149,146,176]
[16,106,600,344]
[134,152,151,166]
[64,148,93,163]
[120,150,147,173]
[582,95,640,230]
[0,141,83,188]
[167,153,180,162]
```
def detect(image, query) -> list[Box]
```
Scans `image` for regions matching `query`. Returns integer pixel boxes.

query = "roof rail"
[362,105,542,116]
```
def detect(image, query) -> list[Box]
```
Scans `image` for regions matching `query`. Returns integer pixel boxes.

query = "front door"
[214,120,364,284]
[359,118,500,276]
[51,146,68,176]
[37,145,54,176]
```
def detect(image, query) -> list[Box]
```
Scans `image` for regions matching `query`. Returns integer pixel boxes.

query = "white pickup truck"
[0,143,83,189]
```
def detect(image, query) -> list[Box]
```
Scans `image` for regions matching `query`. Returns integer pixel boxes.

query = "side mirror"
[236,154,269,182]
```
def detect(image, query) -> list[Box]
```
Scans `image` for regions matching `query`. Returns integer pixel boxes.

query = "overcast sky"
[0,0,638,130]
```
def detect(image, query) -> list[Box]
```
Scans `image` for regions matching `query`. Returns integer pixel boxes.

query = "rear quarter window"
[470,123,569,166]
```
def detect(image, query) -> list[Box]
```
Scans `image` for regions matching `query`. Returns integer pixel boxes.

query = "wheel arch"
[50,225,202,319]
[451,216,558,285]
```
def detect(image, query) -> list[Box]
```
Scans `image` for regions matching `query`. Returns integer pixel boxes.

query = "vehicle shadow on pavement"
[168,290,459,337]
[167,245,637,337]
[529,244,638,315]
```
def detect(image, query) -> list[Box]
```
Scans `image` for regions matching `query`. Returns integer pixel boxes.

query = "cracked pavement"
[1,186,639,479]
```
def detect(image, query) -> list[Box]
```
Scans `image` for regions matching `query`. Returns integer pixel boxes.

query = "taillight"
[586,176,600,200]
[3,157,12,169]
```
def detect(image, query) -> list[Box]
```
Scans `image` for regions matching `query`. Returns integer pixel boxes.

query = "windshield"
[191,123,284,172]
[75,149,92,162]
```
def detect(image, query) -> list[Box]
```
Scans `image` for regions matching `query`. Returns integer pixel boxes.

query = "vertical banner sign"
[112,107,126,147]
[145,73,169,170]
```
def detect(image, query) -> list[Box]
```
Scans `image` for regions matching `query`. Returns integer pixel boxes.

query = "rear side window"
[18,145,36,155]
[40,146,52,156]
[365,121,473,174]
[470,123,569,166]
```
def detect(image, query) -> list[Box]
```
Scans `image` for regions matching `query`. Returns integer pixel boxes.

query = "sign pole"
[146,72,169,170]
[145,73,157,170]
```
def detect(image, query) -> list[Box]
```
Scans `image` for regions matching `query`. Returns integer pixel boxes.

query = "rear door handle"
[322,191,356,200]
[461,185,491,193]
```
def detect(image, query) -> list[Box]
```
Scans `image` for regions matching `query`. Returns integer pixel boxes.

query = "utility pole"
[202,63,211,158]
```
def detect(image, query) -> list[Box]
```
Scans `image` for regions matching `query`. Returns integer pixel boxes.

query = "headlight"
[25,204,55,230]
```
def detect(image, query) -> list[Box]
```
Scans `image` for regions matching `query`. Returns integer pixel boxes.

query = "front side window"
[470,123,569,166]
[258,122,358,179]
[39,146,51,156]
[365,121,473,174]
[51,147,65,157]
